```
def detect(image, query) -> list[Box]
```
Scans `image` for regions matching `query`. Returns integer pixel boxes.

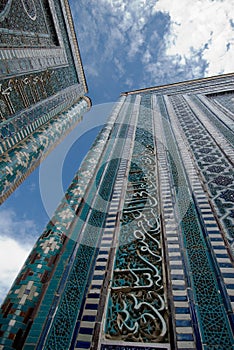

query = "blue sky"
[0,0,234,303]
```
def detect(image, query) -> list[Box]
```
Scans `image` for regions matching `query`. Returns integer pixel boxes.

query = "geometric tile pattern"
[0,96,126,349]
[210,91,234,116]
[73,96,141,350]
[167,94,234,257]
[1,74,234,350]
[0,84,84,155]
[0,97,89,203]
[41,103,135,350]
[153,94,197,350]
[161,94,234,349]
[0,0,88,205]
[23,97,128,350]
[166,96,234,321]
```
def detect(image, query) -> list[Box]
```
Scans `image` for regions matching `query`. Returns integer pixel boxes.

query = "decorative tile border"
[0,97,89,203]
[163,94,234,346]
[153,95,197,350]
[166,94,234,256]
[102,94,170,346]
[74,96,141,349]
[0,83,84,154]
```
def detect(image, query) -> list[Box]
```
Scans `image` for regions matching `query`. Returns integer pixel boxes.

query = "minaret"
[0,0,91,203]
[1,74,234,349]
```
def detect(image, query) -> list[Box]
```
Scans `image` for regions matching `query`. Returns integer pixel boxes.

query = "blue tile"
[176,319,192,327]
[175,307,190,314]
[171,274,184,280]
[82,315,96,322]
[212,245,226,249]
[207,229,220,234]
[222,273,234,278]
[85,304,98,310]
[79,327,93,335]
[97,257,107,262]
[76,340,91,349]
[95,266,106,271]
[219,262,233,268]
[93,274,104,280]
[88,293,100,298]
[216,253,228,258]
[173,285,186,290]
[168,247,180,252]
[173,295,187,301]
[169,255,182,260]
[209,237,223,242]
[177,333,194,341]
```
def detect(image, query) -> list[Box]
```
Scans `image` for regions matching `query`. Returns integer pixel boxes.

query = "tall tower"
[1,73,234,349]
[0,0,91,203]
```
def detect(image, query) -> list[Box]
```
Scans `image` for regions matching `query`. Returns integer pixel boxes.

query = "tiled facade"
[1,74,234,349]
[0,0,90,203]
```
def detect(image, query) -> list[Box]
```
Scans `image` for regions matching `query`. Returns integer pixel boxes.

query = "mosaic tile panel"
[0,0,58,48]
[17,97,128,349]
[191,95,234,148]
[0,0,88,208]
[167,94,234,256]
[74,96,141,350]
[0,97,89,203]
[0,84,84,155]
[40,97,135,350]
[105,95,169,345]
[163,94,234,322]
[158,95,234,348]
[2,73,234,350]
[209,91,234,117]
[0,0,88,189]
[0,0,84,119]
[0,92,103,348]
[152,94,197,350]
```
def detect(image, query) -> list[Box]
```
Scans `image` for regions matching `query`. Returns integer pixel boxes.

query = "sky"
[0,0,234,303]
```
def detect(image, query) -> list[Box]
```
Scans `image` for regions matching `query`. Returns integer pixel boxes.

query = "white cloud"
[153,0,234,76]
[142,49,152,64]
[0,209,38,242]
[71,0,158,81]
[71,0,234,98]
[0,235,31,304]
[113,58,125,76]
[124,78,134,88]
[0,209,36,303]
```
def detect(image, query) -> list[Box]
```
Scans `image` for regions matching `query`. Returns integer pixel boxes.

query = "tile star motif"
[15,151,30,168]
[59,207,75,220]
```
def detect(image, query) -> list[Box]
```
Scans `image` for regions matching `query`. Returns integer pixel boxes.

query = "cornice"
[83,95,92,109]
[121,72,234,96]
